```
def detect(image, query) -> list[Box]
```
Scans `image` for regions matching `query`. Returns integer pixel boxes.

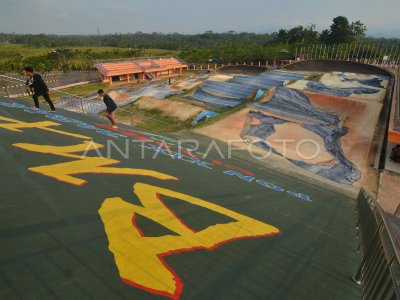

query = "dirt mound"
[135,96,203,121]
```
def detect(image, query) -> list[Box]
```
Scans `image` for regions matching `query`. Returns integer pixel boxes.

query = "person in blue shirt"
[98,89,118,128]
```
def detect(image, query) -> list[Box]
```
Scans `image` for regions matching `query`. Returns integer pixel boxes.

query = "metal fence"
[0,70,99,97]
[294,43,400,69]
[0,74,168,128]
[353,189,400,300]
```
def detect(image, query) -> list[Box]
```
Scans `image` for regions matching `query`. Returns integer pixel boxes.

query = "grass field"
[57,82,110,96]
[0,43,178,58]
[0,43,179,71]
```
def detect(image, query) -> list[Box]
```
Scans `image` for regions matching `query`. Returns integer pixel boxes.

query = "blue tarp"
[254,89,266,101]
[201,81,257,99]
[229,71,307,89]
[244,88,361,185]
[336,73,386,89]
[306,81,380,97]
[229,76,284,89]
[187,70,307,108]
[187,88,243,108]
[192,110,220,125]
[261,71,307,81]
[250,87,339,125]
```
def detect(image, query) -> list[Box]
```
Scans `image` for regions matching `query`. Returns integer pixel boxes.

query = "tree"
[322,16,366,44]
[274,24,318,45]
[319,29,330,44]
[287,26,305,44]
[302,24,319,44]
[350,21,367,41]
[329,16,353,44]
[276,29,288,44]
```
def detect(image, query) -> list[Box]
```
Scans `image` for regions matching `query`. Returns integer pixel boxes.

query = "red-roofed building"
[94,57,188,85]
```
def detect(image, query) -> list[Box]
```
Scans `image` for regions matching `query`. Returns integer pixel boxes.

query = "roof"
[95,57,188,77]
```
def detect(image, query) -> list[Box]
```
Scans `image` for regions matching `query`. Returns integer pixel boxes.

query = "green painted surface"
[0,98,361,299]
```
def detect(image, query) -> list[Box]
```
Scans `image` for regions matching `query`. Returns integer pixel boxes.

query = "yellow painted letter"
[0,116,90,140]
[14,141,177,186]
[99,183,281,299]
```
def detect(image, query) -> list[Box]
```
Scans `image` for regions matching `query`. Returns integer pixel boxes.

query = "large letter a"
[98,183,281,299]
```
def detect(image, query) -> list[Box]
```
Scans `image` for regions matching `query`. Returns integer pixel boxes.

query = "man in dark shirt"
[24,67,56,112]
[98,89,118,128]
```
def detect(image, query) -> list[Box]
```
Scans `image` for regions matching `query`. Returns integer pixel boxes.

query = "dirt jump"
[195,64,389,190]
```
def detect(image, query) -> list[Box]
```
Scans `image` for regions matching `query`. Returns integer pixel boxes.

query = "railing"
[0,74,168,128]
[293,43,400,69]
[353,189,400,300]
[0,71,99,96]
[395,69,400,131]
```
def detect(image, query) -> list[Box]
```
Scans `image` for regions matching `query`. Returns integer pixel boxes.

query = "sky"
[0,0,399,37]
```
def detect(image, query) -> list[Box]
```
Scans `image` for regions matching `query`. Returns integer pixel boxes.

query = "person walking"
[24,67,56,112]
[98,89,118,128]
